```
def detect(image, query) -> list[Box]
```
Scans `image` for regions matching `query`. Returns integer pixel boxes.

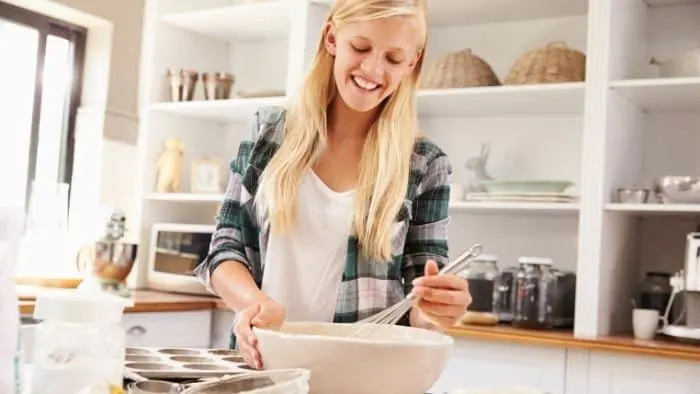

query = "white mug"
[632,308,663,340]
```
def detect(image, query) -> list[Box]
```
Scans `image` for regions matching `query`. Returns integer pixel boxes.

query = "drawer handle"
[127,325,147,336]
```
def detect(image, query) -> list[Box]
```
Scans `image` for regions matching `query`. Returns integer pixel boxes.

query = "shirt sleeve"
[193,111,261,294]
[396,152,452,325]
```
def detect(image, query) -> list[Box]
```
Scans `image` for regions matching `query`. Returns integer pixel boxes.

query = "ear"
[323,22,337,56]
[407,49,423,73]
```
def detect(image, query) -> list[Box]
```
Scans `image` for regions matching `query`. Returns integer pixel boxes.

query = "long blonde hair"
[256,0,428,262]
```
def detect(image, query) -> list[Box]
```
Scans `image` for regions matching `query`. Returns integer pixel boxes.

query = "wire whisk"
[351,243,483,336]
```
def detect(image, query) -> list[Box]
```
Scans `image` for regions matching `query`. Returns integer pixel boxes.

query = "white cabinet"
[122,310,212,348]
[585,352,700,394]
[210,308,236,349]
[430,339,567,394]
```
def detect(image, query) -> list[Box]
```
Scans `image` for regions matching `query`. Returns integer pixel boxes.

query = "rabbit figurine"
[465,143,494,192]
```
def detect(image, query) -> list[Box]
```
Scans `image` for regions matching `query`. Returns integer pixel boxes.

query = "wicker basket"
[504,41,586,85]
[420,49,501,89]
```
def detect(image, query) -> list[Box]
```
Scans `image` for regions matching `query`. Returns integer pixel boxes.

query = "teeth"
[353,76,378,91]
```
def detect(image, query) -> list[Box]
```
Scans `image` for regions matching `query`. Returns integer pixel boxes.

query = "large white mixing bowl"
[254,322,454,394]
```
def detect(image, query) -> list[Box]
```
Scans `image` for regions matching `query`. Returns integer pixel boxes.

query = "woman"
[195,0,472,369]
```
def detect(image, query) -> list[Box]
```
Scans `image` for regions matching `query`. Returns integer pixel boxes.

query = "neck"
[327,97,380,143]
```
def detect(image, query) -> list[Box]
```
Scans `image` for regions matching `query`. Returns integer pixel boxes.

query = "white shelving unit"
[133,0,700,343]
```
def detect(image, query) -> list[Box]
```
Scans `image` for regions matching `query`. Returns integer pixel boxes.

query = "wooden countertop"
[17,287,700,362]
[447,324,700,362]
[17,288,227,314]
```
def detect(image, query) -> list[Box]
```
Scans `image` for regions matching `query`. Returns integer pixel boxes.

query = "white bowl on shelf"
[254,321,454,394]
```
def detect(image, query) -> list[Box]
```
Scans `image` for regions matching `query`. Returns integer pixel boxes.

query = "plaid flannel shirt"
[195,105,452,332]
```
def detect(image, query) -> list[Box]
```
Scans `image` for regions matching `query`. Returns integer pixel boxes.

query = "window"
[0,1,86,208]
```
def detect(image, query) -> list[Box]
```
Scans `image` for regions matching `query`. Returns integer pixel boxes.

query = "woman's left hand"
[410,259,471,329]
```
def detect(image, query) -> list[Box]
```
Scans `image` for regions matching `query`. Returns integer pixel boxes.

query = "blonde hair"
[256,0,428,262]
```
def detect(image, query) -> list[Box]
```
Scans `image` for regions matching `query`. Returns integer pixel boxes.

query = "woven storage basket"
[504,41,586,85]
[421,49,501,89]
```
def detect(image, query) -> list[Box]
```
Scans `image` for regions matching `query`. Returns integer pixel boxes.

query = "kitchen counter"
[17,287,700,362]
[447,324,700,362]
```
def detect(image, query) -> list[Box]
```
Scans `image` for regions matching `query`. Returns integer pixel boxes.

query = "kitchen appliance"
[659,232,700,341]
[76,209,138,297]
[146,223,214,295]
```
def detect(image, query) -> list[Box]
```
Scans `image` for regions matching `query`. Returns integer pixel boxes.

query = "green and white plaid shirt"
[195,105,452,328]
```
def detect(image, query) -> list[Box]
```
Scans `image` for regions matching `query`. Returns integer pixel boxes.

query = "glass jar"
[492,265,519,322]
[459,254,500,314]
[31,291,133,394]
[639,272,672,316]
[512,256,555,329]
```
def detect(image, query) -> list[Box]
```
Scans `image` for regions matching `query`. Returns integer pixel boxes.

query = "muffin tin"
[125,346,256,379]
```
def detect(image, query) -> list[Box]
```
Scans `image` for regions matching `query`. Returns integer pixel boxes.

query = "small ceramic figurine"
[156,137,184,193]
[465,143,494,192]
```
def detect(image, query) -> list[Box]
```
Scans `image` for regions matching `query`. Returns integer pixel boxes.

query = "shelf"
[159,1,292,42]
[449,201,579,215]
[417,83,585,117]
[150,96,287,123]
[610,77,700,112]
[605,203,700,215]
[312,0,587,27]
[146,193,224,203]
[645,0,700,6]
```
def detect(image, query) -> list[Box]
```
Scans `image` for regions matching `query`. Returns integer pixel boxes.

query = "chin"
[337,81,388,113]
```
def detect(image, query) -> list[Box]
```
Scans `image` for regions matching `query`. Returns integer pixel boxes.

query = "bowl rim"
[253,321,455,347]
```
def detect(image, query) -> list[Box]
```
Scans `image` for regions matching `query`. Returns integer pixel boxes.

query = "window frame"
[0,1,87,204]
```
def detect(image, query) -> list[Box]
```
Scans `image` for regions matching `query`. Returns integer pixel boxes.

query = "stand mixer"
[76,208,138,297]
[659,232,700,341]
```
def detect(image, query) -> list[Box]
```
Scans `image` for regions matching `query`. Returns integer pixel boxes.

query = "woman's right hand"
[233,297,285,369]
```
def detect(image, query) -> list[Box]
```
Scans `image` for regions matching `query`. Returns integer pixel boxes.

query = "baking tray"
[125,346,256,379]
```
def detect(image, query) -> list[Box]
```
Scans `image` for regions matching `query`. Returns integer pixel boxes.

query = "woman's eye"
[351,44,370,53]
[386,56,402,65]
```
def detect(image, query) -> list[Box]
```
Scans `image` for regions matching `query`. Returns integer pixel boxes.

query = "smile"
[351,75,381,91]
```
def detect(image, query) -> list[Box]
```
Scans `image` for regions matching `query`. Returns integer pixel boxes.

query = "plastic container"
[31,290,133,394]
[0,204,25,394]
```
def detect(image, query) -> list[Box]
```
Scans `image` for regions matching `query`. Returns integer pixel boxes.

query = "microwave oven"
[146,223,216,295]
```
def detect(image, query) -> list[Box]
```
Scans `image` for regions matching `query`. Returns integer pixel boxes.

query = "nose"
[360,53,383,79]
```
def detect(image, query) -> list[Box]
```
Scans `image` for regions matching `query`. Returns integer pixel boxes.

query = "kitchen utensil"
[253,321,453,394]
[76,208,138,297]
[128,379,183,394]
[479,180,574,195]
[202,72,234,100]
[167,69,198,102]
[123,347,248,380]
[181,369,310,394]
[615,188,649,203]
[355,243,483,330]
[654,176,700,203]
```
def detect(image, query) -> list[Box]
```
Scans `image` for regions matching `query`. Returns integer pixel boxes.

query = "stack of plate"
[466,180,577,203]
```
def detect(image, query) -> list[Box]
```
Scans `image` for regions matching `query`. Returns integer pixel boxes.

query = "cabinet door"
[210,309,235,349]
[122,310,212,348]
[587,352,700,394]
[430,339,566,394]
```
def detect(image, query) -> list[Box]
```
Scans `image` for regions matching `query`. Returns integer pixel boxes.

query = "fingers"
[416,299,465,320]
[233,306,263,369]
[413,273,468,291]
[424,259,440,276]
[413,285,472,307]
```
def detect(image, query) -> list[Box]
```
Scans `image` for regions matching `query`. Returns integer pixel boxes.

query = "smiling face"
[324,16,424,113]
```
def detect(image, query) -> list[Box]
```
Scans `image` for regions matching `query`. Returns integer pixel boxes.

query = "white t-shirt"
[261,169,355,322]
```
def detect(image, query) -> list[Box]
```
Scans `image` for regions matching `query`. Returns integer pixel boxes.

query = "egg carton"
[125,346,255,379]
